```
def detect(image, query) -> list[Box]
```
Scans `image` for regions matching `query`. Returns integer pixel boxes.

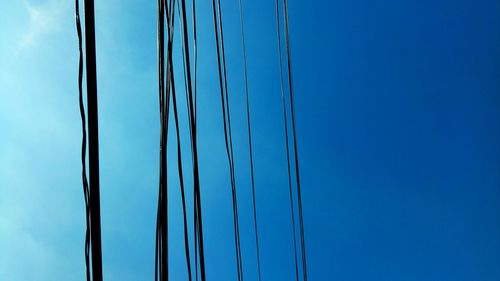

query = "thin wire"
[173,4,198,279]
[165,2,193,279]
[155,0,168,278]
[190,2,200,274]
[82,0,104,277]
[174,4,200,280]
[236,1,262,280]
[75,0,91,279]
[219,0,245,276]
[176,2,192,143]
[211,0,244,280]
[176,2,199,279]
[174,3,201,280]
[283,1,308,280]
[192,0,198,122]
[178,0,207,279]
[275,1,299,280]
[169,59,194,281]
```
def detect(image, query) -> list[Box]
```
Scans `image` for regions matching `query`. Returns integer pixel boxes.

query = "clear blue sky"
[1,0,499,280]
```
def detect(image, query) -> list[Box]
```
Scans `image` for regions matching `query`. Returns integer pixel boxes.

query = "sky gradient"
[1,0,499,280]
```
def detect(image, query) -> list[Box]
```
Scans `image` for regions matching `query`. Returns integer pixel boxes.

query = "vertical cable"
[75,0,91,280]
[192,0,198,122]
[165,2,194,280]
[188,0,199,278]
[82,0,103,280]
[174,4,199,278]
[236,1,262,280]
[178,0,208,280]
[155,0,168,279]
[211,0,244,280]
[283,1,308,280]
[169,63,194,281]
[174,4,200,280]
[275,1,299,280]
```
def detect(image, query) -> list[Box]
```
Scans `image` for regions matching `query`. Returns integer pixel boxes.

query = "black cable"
[75,1,91,280]
[173,4,200,280]
[236,1,262,280]
[176,2,193,143]
[173,3,201,280]
[155,0,168,278]
[211,0,244,280]
[165,2,194,280]
[81,0,103,280]
[169,62,194,281]
[178,1,207,280]
[155,1,183,280]
[275,1,300,280]
[192,0,198,122]
[154,7,165,279]
[283,2,308,280]
[173,5,198,279]
[219,0,245,277]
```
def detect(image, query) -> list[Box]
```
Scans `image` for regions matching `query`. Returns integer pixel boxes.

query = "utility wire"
[283,1,308,280]
[155,0,169,278]
[276,1,308,280]
[169,63,194,281]
[75,0,91,279]
[178,0,208,280]
[211,0,244,280]
[192,0,198,122]
[165,2,194,280]
[174,4,201,280]
[218,0,244,278]
[236,1,262,280]
[172,4,199,279]
[79,0,104,280]
[275,1,300,280]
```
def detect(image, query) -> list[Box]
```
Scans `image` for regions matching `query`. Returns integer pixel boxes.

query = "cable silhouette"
[173,3,204,280]
[192,0,198,123]
[76,0,104,280]
[170,63,194,281]
[276,1,308,280]
[167,2,194,280]
[171,4,201,280]
[178,0,208,280]
[155,0,170,279]
[283,1,308,280]
[275,1,300,280]
[189,1,200,276]
[75,2,309,280]
[211,0,245,280]
[75,1,91,280]
[236,1,262,280]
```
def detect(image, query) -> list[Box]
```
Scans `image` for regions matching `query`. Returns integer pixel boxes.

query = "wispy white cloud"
[18,0,68,50]
[0,3,85,280]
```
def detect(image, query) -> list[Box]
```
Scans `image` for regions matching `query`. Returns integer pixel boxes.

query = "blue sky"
[1,0,499,280]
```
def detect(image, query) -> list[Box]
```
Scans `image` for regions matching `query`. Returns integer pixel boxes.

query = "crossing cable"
[275,1,300,280]
[283,1,308,280]
[165,2,194,280]
[192,0,198,122]
[174,2,203,279]
[75,0,91,279]
[211,0,244,280]
[218,0,244,278]
[216,4,243,274]
[236,1,262,280]
[173,4,201,280]
[178,0,208,279]
[78,0,104,280]
[155,0,170,278]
